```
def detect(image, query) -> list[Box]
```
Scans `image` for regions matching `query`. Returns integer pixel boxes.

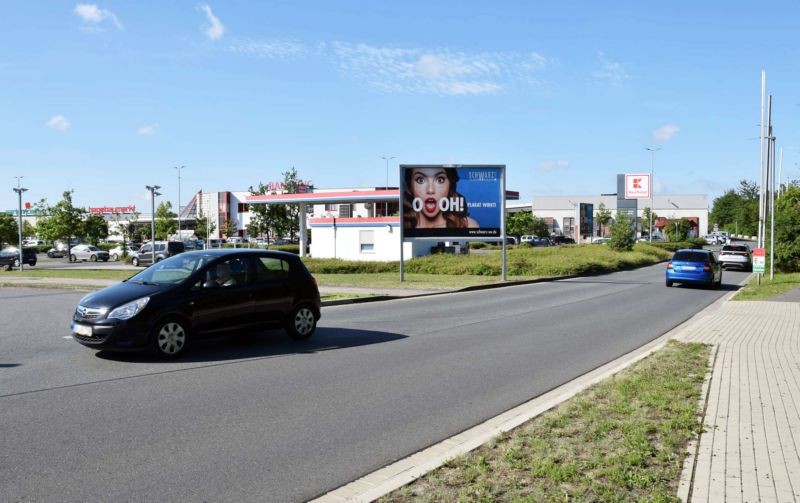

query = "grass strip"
[733,272,800,301]
[1,269,134,280]
[381,340,710,503]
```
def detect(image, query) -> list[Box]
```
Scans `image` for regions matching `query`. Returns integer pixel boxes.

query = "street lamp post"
[174,165,185,240]
[645,147,661,243]
[146,185,161,264]
[13,177,28,272]
[381,156,395,216]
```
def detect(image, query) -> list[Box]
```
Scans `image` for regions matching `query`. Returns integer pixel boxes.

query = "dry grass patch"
[381,340,710,503]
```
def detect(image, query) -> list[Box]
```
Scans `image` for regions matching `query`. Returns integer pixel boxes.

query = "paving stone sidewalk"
[675,301,800,502]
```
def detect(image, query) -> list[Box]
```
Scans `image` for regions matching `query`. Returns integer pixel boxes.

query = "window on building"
[359,230,375,253]
[339,204,352,218]
[237,203,249,213]
[324,203,336,211]
[563,217,574,236]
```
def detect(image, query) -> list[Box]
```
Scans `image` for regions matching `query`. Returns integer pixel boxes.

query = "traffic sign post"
[753,247,766,274]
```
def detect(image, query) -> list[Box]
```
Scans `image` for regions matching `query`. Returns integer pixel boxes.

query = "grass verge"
[732,272,800,301]
[381,340,710,503]
[1,269,134,280]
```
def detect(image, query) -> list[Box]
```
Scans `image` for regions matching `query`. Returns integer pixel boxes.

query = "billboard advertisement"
[401,165,504,239]
[579,203,594,237]
[625,173,651,199]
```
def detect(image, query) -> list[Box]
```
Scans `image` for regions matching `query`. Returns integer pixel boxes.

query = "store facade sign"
[400,164,505,239]
[89,205,138,215]
[625,173,651,199]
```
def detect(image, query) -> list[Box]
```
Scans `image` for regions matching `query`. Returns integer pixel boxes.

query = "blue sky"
[2,1,799,213]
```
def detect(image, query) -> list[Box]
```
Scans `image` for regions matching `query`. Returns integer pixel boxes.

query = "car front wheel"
[285,304,318,340]
[111,253,118,261]
[149,318,189,358]
[132,257,139,267]
[70,254,76,262]
[90,255,97,262]
[13,258,20,268]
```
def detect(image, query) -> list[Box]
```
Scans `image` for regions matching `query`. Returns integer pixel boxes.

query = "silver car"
[70,244,110,262]
[718,244,752,271]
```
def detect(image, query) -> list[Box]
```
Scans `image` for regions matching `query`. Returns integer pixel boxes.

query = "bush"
[609,212,635,252]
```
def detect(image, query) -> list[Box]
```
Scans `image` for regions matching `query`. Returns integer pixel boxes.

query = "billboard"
[579,203,594,237]
[401,165,504,239]
[625,173,651,199]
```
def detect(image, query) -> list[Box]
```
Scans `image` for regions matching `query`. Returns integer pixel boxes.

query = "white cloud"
[592,51,628,85]
[46,115,71,131]
[537,160,569,171]
[652,124,680,141]
[74,4,123,30]
[199,4,225,40]
[331,42,547,96]
[229,39,312,59]
[137,124,158,136]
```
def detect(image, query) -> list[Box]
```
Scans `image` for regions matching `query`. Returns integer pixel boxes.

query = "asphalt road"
[0,265,750,502]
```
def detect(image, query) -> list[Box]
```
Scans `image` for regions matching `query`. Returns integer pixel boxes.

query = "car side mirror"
[203,280,219,289]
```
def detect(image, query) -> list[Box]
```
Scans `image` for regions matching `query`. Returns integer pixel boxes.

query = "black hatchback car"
[71,249,321,358]
[0,246,37,270]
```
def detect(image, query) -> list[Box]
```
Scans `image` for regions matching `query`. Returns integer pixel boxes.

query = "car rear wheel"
[665,279,673,287]
[13,258,20,268]
[285,304,317,340]
[70,254,76,262]
[149,318,189,358]
[132,257,139,267]
[111,253,118,261]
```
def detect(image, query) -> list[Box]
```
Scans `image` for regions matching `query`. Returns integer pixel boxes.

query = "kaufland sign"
[625,173,651,199]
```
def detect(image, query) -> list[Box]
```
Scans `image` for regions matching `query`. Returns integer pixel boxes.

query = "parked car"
[70,244,110,262]
[23,239,44,247]
[551,236,576,245]
[132,241,185,267]
[520,235,534,245]
[109,245,139,261]
[665,249,722,288]
[0,246,37,270]
[718,244,752,271]
[592,237,611,244]
[47,246,68,258]
[70,249,322,358]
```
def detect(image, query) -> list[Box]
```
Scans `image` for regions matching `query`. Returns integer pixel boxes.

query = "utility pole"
[174,165,185,240]
[146,185,161,264]
[381,156,395,216]
[13,177,28,272]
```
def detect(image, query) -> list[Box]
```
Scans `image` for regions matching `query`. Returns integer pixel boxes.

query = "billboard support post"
[501,167,507,281]
[399,165,405,282]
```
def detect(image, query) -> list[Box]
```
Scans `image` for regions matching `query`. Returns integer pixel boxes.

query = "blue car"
[666,249,722,288]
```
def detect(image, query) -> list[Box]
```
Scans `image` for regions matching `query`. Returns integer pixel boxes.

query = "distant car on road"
[718,244,752,271]
[70,249,322,358]
[666,249,722,288]
[592,237,611,245]
[0,247,37,270]
[70,244,110,262]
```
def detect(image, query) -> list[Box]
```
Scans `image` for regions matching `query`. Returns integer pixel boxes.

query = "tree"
[506,210,535,237]
[609,210,635,252]
[665,218,693,242]
[641,207,658,237]
[154,201,176,240]
[22,220,37,239]
[222,218,238,239]
[83,214,109,244]
[774,185,800,272]
[596,203,612,237]
[710,180,759,235]
[36,191,85,257]
[0,213,18,248]
[194,215,215,241]
[248,167,306,244]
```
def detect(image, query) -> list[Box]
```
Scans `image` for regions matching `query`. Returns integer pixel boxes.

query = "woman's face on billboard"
[410,168,450,219]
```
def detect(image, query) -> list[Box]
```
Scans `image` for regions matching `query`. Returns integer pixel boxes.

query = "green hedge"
[303,245,673,277]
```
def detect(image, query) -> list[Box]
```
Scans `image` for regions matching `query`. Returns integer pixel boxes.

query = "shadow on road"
[94,327,407,364]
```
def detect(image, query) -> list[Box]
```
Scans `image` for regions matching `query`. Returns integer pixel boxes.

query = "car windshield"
[128,253,215,285]
[673,251,709,263]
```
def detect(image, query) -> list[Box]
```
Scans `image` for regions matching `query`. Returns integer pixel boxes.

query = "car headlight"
[108,297,150,320]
